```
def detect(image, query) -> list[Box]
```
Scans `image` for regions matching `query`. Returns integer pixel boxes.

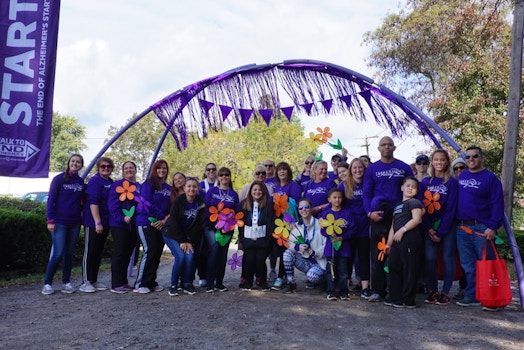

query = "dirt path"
[1,247,523,350]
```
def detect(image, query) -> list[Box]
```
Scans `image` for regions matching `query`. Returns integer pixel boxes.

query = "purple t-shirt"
[303,178,336,208]
[46,172,84,226]
[319,206,355,258]
[136,180,172,226]
[273,181,302,203]
[338,181,369,238]
[419,176,458,238]
[295,173,311,193]
[83,173,113,227]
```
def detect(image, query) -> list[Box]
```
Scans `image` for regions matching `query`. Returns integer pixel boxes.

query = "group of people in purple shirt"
[41,136,505,310]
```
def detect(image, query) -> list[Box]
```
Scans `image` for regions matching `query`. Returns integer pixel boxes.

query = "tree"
[50,112,87,172]
[363,0,524,195]
[104,113,165,181]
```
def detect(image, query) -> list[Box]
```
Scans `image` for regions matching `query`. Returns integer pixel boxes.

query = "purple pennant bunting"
[320,99,333,113]
[219,105,233,121]
[300,103,314,115]
[339,95,352,109]
[258,109,273,126]
[199,99,214,113]
[280,106,294,121]
[239,108,253,127]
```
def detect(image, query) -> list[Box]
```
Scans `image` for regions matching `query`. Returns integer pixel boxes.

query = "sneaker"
[424,291,440,304]
[283,283,297,294]
[110,286,128,294]
[453,288,465,300]
[61,283,75,294]
[215,284,228,292]
[206,286,215,293]
[383,299,394,307]
[456,298,481,307]
[482,306,501,312]
[183,284,196,295]
[367,293,384,302]
[168,286,179,296]
[394,302,416,309]
[339,293,350,301]
[153,285,164,292]
[79,282,96,293]
[271,278,284,290]
[326,293,338,301]
[93,282,108,291]
[305,280,316,289]
[268,270,277,282]
[351,284,362,293]
[133,287,151,294]
[436,293,451,306]
[199,279,207,287]
[360,288,373,300]
[41,284,54,295]
[122,284,134,291]
[239,283,252,291]
[260,283,270,291]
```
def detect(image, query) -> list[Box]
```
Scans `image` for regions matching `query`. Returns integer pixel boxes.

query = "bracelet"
[402,226,407,232]
[96,222,102,226]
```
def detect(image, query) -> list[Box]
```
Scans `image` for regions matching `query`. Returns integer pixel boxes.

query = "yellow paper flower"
[320,213,344,236]
[274,218,290,238]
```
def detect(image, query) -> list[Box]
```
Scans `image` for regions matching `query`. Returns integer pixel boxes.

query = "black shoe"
[168,286,179,297]
[305,281,315,289]
[351,284,362,293]
[283,283,297,294]
[239,283,252,291]
[215,284,228,292]
[260,283,270,291]
[183,284,196,295]
[206,286,215,293]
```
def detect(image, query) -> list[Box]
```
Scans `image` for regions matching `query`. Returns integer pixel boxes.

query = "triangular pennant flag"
[339,95,352,109]
[281,106,294,121]
[320,99,333,113]
[219,105,233,121]
[258,109,273,126]
[300,103,314,115]
[239,108,253,127]
[199,99,214,113]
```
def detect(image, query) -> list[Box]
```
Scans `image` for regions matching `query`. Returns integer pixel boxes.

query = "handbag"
[475,240,512,308]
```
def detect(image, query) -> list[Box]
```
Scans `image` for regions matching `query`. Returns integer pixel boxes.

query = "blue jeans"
[44,224,81,285]
[163,236,196,286]
[424,226,457,294]
[326,256,349,294]
[205,227,231,287]
[456,224,495,301]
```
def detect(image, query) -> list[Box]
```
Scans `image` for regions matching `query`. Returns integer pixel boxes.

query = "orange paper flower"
[316,126,333,143]
[116,180,136,201]
[273,193,289,217]
[377,237,387,261]
[272,232,289,248]
[423,190,441,215]
[209,202,225,222]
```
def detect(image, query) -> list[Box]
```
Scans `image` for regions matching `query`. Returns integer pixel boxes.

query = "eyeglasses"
[464,154,480,160]
[416,161,428,166]
[255,171,266,176]
[298,205,311,210]
[218,173,230,177]
[453,165,466,171]
[206,167,216,171]
[264,164,274,168]
[304,161,314,165]
[100,164,113,169]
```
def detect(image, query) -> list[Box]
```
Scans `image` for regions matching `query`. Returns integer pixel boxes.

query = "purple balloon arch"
[83,59,523,307]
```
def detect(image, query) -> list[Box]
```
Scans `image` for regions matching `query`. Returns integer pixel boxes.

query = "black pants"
[82,226,109,283]
[369,204,392,296]
[388,230,423,305]
[135,225,164,289]
[243,247,270,286]
[348,235,371,281]
[110,226,137,288]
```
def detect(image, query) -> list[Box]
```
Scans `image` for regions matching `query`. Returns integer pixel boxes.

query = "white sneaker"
[61,283,76,294]
[41,284,54,295]
[133,287,151,294]
[93,281,108,291]
[79,281,96,293]
[153,285,164,292]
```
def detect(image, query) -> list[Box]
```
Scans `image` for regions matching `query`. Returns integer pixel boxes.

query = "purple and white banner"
[0,0,60,178]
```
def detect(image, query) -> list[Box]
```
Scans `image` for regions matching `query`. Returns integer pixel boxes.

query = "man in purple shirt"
[363,136,413,302]
[455,146,504,309]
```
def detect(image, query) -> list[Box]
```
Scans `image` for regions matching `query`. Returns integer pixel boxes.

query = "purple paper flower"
[134,195,151,213]
[228,252,243,270]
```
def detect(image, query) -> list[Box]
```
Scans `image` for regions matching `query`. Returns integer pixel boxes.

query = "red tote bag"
[475,240,512,308]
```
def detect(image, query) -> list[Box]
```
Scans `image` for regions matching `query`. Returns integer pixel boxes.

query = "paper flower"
[317,126,332,143]
[134,195,151,213]
[272,232,289,248]
[210,202,244,233]
[293,234,306,245]
[215,230,232,246]
[306,131,324,147]
[122,206,135,218]
[459,225,504,245]
[319,214,344,236]
[116,180,136,201]
[283,212,297,225]
[377,237,387,262]
[274,218,290,238]
[228,252,243,270]
[209,202,226,223]
[273,193,289,217]
[423,190,441,215]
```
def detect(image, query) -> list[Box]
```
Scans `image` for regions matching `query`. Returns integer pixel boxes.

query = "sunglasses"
[264,164,274,168]
[416,161,428,166]
[464,154,480,160]
[218,173,230,177]
[206,168,216,171]
[255,171,267,176]
[99,164,113,169]
[453,165,466,171]
[304,161,314,165]
[298,205,311,210]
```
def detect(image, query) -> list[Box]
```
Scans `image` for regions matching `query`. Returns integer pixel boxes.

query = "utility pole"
[360,135,378,156]
[501,0,524,220]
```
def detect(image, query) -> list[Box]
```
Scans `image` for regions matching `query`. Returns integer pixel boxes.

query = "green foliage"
[104,113,165,181]
[162,114,317,190]
[0,196,46,216]
[363,0,524,195]
[50,112,87,172]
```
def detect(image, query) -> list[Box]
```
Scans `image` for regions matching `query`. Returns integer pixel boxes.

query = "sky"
[53,0,429,167]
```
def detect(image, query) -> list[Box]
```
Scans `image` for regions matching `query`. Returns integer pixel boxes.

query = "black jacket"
[163,194,206,245]
[238,198,276,249]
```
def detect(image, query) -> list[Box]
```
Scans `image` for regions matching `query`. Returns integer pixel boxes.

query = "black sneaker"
[183,284,196,295]
[339,293,350,301]
[206,286,215,293]
[260,283,270,291]
[351,284,362,293]
[239,283,252,291]
[283,283,297,294]
[424,291,440,304]
[383,299,394,307]
[360,288,373,300]
[326,293,338,301]
[168,286,179,297]
[436,293,451,306]
[305,281,315,289]
[215,284,228,292]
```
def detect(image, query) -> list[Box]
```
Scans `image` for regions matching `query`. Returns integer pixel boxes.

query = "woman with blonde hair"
[303,160,336,217]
